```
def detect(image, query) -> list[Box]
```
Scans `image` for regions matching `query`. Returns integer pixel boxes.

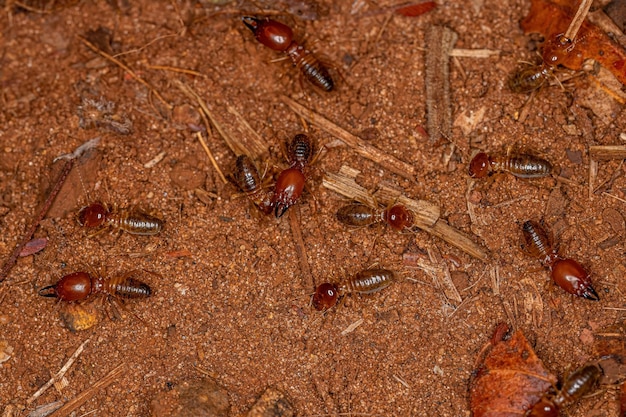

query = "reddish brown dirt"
[0,1,625,416]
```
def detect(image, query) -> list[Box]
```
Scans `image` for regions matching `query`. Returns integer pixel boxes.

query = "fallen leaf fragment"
[60,303,100,332]
[394,1,437,17]
[0,340,14,364]
[469,324,557,417]
[19,237,48,257]
[520,0,626,85]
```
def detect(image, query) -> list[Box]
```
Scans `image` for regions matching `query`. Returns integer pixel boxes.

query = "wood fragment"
[280,95,418,181]
[48,364,125,417]
[80,37,172,111]
[323,166,489,261]
[589,158,598,200]
[449,48,500,58]
[565,0,592,41]
[288,206,313,290]
[589,145,626,161]
[341,318,364,335]
[174,80,269,160]
[425,25,457,143]
[27,401,63,417]
[427,246,462,303]
[143,151,166,168]
[196,132,227,184]
[27,339,90,405]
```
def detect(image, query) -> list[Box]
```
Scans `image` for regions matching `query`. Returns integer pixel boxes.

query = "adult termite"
[232,154,274,215]
[312,268,396,310]
[508,64,552,94]
[78,202,164,236]
[272,133,315,218]
[242,16,335,92]
[468,151,553,179]
[521,220,599,301]
[38,270,152,302]
[526,363,602,417]
[336,202,414,231]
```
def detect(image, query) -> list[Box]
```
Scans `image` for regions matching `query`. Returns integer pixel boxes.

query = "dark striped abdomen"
[344,269,396,294]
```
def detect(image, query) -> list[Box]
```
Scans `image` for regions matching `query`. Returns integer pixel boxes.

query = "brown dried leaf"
[469,324,557,416]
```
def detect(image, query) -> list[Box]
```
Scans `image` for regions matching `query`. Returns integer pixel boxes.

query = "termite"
[38,270,152,302]
[272,134,315,218]
[521,220,599,301]
[526,363,602,417]
[468,152,553,179]
[312,268,396,310]
[78,202,164,236]
[336,203,414,231]
[232,155,274,215]
[242,16,334,92]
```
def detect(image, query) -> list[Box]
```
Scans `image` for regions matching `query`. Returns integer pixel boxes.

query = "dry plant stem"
[0,159,74,283]
[323,166,489,260]
[288,206,313,290]
[428,246,462,303]
[48,364,125,417]
[27,339,90,405]
[565,0,593,41]
[146,64,205,77]
[80,38,172,111]
[589,145,626,160]
[280,95,418,181]
[174,80,268,160]
[195,132,227,184]
[425,25,457,143]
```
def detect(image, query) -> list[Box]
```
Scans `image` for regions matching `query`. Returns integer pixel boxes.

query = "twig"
[565,0,593,41]
[196,132,227,184]
[425,25,457,143]
[144,64,205,77]
[280,95,418,181]
[341,318,364,335]
[288,206,313,290]
[449,48,500,58]
[589,145,626,160]
[80,37,172,111]
[174,80,268,160]
[323,166,489,260]
[0,144,82,283]
[27,339,91,405]
[48,363,125,417]
[427,246,462,303]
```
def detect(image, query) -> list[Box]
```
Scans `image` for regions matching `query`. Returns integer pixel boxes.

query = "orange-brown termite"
[242,16,334,92]
[469,152,553,179]
[521,220,599,301]
[39,270,152,302]
[312,268,396,310]
[78,202,164,236]
[272,133,316,218]
[336,203,414,231]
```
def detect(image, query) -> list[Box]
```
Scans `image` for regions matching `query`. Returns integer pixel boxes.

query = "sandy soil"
[0,0,625,416]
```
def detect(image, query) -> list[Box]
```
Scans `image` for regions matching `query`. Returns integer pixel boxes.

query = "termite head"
[78,202,108,228]
[526,396,559,417]
[542,33,574,68]
[312,282,339,310]
[242,16,294,52]
[38,271,93,302]
[383,205,413,230]
[468,152,490,178]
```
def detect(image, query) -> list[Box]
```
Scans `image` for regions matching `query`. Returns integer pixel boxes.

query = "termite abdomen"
[288,133,314,169]
[522,220,556,266]
[336,204,379,227]
[108,277,152,298]
[554,364,602,407]
[287,46,334,92]
[343,269,396,294]
[108,211,164,236]
[496,153,552,178]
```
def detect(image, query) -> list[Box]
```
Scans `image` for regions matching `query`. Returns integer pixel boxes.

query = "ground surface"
[0,0,625,416]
